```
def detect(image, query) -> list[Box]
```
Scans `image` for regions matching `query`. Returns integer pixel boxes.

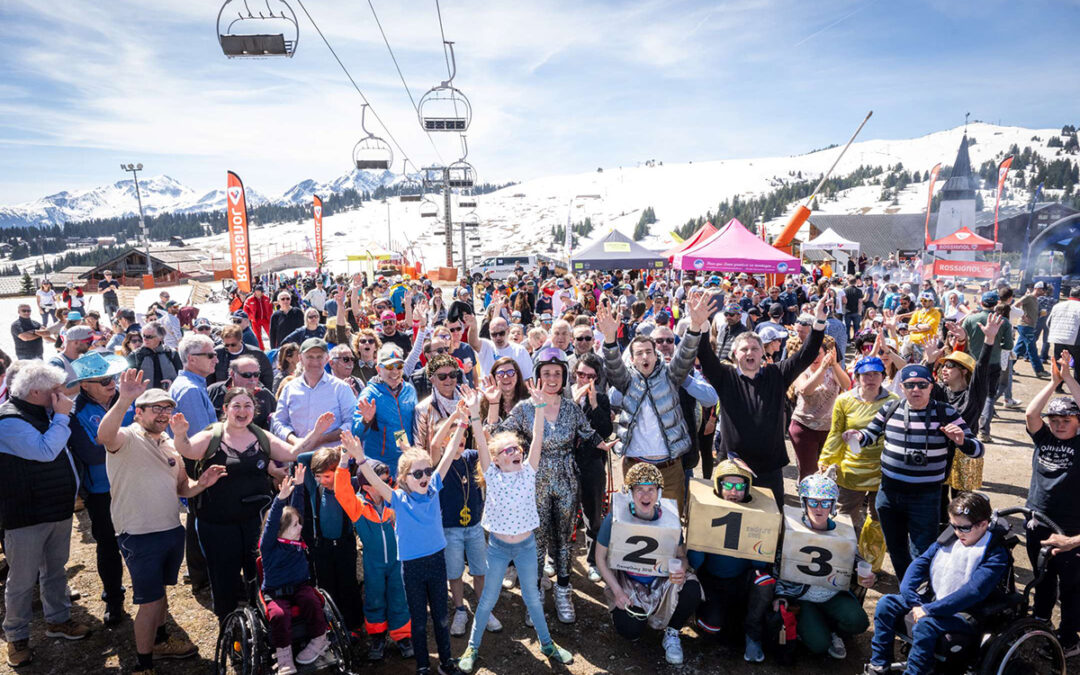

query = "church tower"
[934,133,978,240]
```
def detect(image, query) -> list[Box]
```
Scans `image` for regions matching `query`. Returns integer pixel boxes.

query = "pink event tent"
[662,222,718,261]
[673,218,802,274]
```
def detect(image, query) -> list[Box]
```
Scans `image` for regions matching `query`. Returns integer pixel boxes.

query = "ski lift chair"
[420,199,439,219]
[458,189,477,209]
[447,161,475,189]
[353,105,393,170]
[417,42,471,132]
[399,161,423,202]
[217,0,299,58]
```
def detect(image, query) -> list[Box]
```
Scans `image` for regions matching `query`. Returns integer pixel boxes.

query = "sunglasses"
[805,498,834,509]
[720,481,747,491]
[494,369,516,379]
[902,381,931,390]
[86,376,116,386]
[654,337,675,345]
[431,347,450,355]
[576,371,596,380]
[381,362,404,371]
[235,371,261,379]
[951,521,979,533]
[142,334,159,340]
[382,320,396,327]
[408,467,434,480]
[129,338,143,344]
[231,318,243,324]
[335,356,355,363]
[449,326,464,333]
[432,371,458,381]
[357,339,376,345]
[490,331,507,338]
[574,335,593,342]
[497,444,523,456]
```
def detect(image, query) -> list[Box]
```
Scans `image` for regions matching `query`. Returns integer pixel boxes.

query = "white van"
[470,255,537,280]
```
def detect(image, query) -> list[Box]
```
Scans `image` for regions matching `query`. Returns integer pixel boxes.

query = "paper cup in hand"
[857,561,872,578]
[846,434,862,455]
[668,558,683,574]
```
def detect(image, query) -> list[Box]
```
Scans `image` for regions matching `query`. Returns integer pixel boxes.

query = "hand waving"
[118,368,149,401]
[169,413,189,438]
[979,312,1003,343]
[356,397,376,424]
[596,303,618,343]
[480,375,501,405]
[313,411,336,436]
[340,429,365,460]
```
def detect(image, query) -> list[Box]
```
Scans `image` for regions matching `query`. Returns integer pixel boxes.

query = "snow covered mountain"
[279,168,403,205]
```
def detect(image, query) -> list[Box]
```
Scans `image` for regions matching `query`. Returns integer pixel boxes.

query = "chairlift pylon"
[353,104,393,171]
[217,0,299,58]
[418,42,471,132]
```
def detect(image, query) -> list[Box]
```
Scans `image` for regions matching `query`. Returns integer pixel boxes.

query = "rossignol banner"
[924,163,942,246]
[993,156,1014,242]
[313,195,324,268]
[226,171,252,294]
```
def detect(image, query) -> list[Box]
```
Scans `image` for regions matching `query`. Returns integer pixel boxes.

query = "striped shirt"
[860,400,983,492]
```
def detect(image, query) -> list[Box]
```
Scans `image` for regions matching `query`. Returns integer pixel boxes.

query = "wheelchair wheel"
[215,606,269,675]
[978,617,1065,675]
[320,589,354,673]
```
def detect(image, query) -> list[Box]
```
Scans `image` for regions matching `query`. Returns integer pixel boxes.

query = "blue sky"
[0,0,1077,204]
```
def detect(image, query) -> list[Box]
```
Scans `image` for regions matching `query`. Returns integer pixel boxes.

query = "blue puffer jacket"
[352,376,418,471]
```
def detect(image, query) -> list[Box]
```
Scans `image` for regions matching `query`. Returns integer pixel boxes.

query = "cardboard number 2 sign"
[780,506,857,589]
[607,492,681,576]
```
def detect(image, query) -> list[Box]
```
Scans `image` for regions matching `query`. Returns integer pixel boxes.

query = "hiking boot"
[6,639,32,668]
[663,627,684,665]
[450,607,469,637]
[977,431,992,443]
[152,635,197,660]
[438,659,464,675]
[296,633,328,665]
[458,646,479,673]
[276,646,297,675]
[553,584,575,624]
[45,619,90,641]
[540,641,573,665]
[485,613,502,633]
[103,601,127,627]
[828,632,847,659]
[744,635,765,663]
[397,637,415,659]
[368,633,386,661]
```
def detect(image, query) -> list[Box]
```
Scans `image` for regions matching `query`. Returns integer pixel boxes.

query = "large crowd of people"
[1,254,1079,675]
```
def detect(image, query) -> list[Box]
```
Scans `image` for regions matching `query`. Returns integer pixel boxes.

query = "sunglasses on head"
[720,481,747,491]
[902,381,931,390]
[408,466,434,480]
[805,498,834,509]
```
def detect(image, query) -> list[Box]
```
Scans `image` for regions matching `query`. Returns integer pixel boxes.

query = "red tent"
[926,226,1001,252]
[663,222,718,260]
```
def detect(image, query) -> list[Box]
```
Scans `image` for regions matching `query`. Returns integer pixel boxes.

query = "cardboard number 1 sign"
[780,506,857,589]
[606,492,681,576]
[686,478,781,562]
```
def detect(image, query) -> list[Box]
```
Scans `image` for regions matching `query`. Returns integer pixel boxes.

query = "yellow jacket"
[820,387,899,491]
[908,307,942,345]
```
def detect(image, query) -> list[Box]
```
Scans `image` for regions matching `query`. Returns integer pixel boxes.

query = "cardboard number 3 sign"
[607,492,681,576]
[780,506,857,589]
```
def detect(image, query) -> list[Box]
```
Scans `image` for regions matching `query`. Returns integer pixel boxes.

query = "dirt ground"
[0,364,1068,675]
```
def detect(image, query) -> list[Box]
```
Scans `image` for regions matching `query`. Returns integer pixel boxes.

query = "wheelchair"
[890,507,1067,675]
[214,556,354,674]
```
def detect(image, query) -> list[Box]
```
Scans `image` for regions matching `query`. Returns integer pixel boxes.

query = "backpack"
[192,422,273,511]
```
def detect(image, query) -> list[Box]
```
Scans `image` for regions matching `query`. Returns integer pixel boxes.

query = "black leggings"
[611,580,702,640]
[84,492,125,604]
[575,452,607,567]
[196,517,261,619]
[310,537,363,630]
[402,550,452,669]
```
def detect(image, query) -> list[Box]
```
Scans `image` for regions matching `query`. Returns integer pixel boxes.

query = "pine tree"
[19,271,33,295]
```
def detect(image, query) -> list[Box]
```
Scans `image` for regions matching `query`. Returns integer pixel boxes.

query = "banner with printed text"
[313,195,324,268]
[993,156,1013,242]
[226,171,252,293]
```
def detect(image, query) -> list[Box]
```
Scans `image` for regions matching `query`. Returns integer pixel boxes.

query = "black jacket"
[210,343,274,391]
[0,398,77,530]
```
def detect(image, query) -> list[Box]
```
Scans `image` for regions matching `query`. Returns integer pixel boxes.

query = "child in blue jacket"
[333,456,413,662]
[867,492,1009,675]
[260,466,329,675]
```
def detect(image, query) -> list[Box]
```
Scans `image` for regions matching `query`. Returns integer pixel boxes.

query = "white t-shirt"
[36,289,56,309]
[482,463,539,536]
[477,338,534,380]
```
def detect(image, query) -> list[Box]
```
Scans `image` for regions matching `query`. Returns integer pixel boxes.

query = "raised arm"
[99,368,145,452]
[168,415,214,460]
[526,380,546,471]
[267,411,336,462]
[597,303,630,393]
[340,429,394,503]
[460,384,490,472]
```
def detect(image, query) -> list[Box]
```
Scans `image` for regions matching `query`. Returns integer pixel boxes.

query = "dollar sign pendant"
[459,505,471,526]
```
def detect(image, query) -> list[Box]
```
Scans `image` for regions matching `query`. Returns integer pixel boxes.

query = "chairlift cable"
[365,0,445,164]
[434,0,454,81]
[294,0,418,172]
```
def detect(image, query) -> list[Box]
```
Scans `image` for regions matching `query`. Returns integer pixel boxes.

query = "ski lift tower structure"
[423,164,456,271]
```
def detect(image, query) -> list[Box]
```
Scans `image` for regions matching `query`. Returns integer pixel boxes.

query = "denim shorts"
[117,526,185,604]
[443,525,488,578]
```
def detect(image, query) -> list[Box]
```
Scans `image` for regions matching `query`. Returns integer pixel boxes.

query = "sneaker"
[540,575,553,591]
[863,665,889,675]
[485,613,503,633]
[450,607,469,637]
[397,637,415,659]
[152,635,197,660]
[1005,398,1024,409]
[524,609,535,627]
[587,566,602,583]
[276,646,297,675]
[662,627,684,665]
[502,566,517,590]
[1036,371,1050,379]
[744,635,765,663]
[540,641,573,665]
[103,602,127,627]
[438,659,464,675]
[368,634,386,661]
[5,639,32,668]
[66,585,80,602]
[977,431,992,443]
[45,619,90,641]
[458,646,479,673]
[553,584,576,624]
[828,632,847,659]
[544,560,556,578]
[296,633,329,665]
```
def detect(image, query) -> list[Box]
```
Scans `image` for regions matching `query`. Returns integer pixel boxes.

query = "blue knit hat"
[899,364,933,382]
